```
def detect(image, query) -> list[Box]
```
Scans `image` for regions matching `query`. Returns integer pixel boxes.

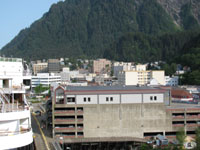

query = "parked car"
[34,110,41,116]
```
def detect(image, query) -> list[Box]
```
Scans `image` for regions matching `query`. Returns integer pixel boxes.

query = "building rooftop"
[65,85,160,91]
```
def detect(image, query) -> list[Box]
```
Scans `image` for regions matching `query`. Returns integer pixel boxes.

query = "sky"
[0,0,60,49]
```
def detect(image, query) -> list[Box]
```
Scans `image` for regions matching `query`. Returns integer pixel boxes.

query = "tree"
[176,128,186,150]
[195,127,200,150]
[34,84,49,94]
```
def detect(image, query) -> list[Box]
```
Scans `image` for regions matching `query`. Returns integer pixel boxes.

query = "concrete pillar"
[184,108,187,135]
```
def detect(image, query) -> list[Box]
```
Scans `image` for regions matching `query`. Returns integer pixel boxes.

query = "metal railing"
[0,127,31,136]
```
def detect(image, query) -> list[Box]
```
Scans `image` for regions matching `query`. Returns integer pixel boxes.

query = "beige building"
[93,59,111,74]
[33,63,48,75]
[118,65,165,85]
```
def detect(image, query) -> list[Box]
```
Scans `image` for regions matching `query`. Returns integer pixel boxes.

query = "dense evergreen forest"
[1,0,200,84]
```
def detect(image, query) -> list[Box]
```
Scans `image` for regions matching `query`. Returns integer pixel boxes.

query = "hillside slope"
[1,0,180,60]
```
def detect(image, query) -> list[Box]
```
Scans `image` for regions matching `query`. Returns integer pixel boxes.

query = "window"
[154,96,157,100]
[88,97,91,102]
[84,97,86,102]
[110,97,113,101]
[67,97,75,103]
[150,96,153,101]
[106,97,109,101]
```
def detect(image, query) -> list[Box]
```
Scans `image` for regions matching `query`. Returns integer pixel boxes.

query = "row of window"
[57,96,159,103]
[106,97,113,102]
[84,97,91,102]
[84,97,114,102]
[150,96,157,101]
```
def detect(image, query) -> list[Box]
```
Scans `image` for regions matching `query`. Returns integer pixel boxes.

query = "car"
[34,110,41,116]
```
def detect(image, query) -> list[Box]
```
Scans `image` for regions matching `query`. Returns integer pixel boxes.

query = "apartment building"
[118,70,165,86]
[33,62,48,75]
[93,59,111,74]
[51,84,200,149]
[116,64,165,86]
[48,59,61,73]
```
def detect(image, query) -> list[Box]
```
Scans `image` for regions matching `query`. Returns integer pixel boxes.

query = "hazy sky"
[0,0,60,49]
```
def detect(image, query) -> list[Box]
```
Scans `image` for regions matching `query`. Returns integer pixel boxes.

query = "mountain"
[1,0,200,61]
[157,0,200,29]
[103,31,198,63]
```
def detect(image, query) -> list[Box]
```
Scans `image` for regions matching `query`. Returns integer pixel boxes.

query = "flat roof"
[61,85,167,94]
[65,85,157,91]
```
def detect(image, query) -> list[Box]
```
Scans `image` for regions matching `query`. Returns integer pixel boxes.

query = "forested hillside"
[104,30,199,63]
[0,0,183,60]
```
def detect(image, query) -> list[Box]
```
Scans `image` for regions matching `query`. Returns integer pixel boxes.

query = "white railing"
[0,103,29,113]
[0,127,31,136]
[0,88,10,104]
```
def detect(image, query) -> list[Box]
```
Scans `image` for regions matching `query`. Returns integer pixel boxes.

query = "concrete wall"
[83,103,169,138]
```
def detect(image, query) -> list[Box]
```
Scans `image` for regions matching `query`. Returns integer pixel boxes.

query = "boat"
[0,57,34,150]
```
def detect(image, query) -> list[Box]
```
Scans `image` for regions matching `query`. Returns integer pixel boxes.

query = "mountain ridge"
[1,0,200,61]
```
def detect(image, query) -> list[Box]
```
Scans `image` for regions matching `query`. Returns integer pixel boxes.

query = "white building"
[31,73,61,88]
[165,76,179,86]
[118,70,165,86]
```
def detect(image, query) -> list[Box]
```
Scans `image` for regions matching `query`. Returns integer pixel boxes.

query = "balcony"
[0,128,33,150]
[0,103,29,113]
[0,127,31,136]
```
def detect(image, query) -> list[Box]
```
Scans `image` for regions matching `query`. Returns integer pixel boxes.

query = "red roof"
[171,89,192,98]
